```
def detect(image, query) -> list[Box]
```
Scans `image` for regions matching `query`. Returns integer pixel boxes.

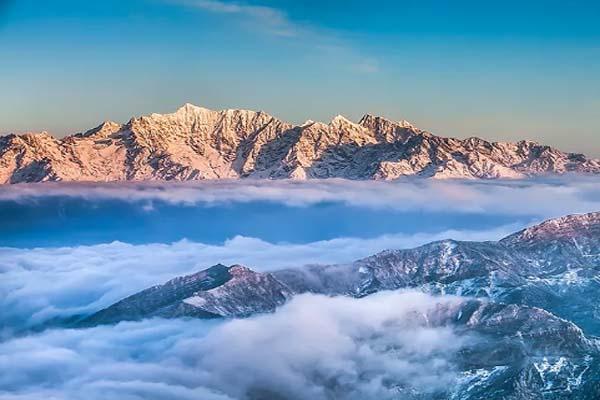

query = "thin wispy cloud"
[173,0,299,37]
[352,57,380,74]
[169,0,382,73]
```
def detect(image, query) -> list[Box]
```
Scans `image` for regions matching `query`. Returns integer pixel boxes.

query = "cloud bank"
[2,178,598,333]
[0,291,469,400]
[1,177,599,218]
[0,226,516,334]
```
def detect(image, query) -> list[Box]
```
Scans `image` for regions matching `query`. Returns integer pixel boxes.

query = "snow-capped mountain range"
[83,211,600,328]
[80,211,600,399]
[1,103,599,183]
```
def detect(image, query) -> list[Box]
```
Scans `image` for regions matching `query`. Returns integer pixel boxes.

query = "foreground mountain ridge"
[81,211,600,399]
[84,211,600,327]
[2,103,599,183]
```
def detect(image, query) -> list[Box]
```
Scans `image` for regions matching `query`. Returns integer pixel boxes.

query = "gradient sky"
[1,0,599,156]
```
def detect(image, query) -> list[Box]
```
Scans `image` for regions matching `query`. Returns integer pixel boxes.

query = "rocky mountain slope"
[81,211,600,399]
[83,264,291,326]
[2,103,599,183]
[83,211,600,328]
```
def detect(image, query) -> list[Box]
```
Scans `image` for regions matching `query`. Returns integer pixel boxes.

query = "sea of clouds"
[1,176,599,217]
[0,291,470,400]
[1,177,599,399]
[0,226,518,334]
[2,177,599,333]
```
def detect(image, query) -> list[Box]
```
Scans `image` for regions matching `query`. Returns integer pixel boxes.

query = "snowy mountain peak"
[228,264,254,277]
[398,119,413,128]
[330,114,355,126]
[89,210,600,328]
[80,210,600,399]
[502,212,600,243]
[80,121,123,138]
[175,102,213,115]
[0,104,598,183]
[358,113,414,129]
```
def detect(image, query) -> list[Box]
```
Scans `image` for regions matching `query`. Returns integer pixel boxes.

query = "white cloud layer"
[0,226,518,335]
[1,177,599,218]
[0,178,595,398]
[0,291,469,400]
[1,178,597,334]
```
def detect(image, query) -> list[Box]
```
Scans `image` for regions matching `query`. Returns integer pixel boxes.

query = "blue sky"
[1,0,599,155]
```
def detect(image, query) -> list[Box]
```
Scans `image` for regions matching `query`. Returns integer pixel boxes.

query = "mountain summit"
[79,211,600,399]
[1,104,598,183]
[84,211,600,328]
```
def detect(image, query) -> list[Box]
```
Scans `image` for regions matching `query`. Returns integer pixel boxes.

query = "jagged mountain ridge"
[2,103,599,183]
[79,211,600,399]
[83,211,600,329]
[83,264,291,326]
[277,211,600,334]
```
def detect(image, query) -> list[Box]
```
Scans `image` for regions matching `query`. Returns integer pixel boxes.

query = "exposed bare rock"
[77,211,600,400]
[2,104,598,183]
[84,211,600,333]
[181,265,292,317]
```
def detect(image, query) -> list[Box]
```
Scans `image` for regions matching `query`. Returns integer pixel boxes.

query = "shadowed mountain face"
[80,211,600,399]
[84,212,600,327]
[1,104,599,183]
[80,264,233,325]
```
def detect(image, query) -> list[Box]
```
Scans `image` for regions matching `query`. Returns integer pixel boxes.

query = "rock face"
[85,212,600,327]
[277,211,600,334]
[81,264,233,325]
[449,301,599,400]
[82,211,600,399]
[2,104,599,183]
[82,264,291,325]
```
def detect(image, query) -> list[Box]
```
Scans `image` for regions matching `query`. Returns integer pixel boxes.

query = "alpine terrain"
[1,103,599,183]
[80,211,600,399]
